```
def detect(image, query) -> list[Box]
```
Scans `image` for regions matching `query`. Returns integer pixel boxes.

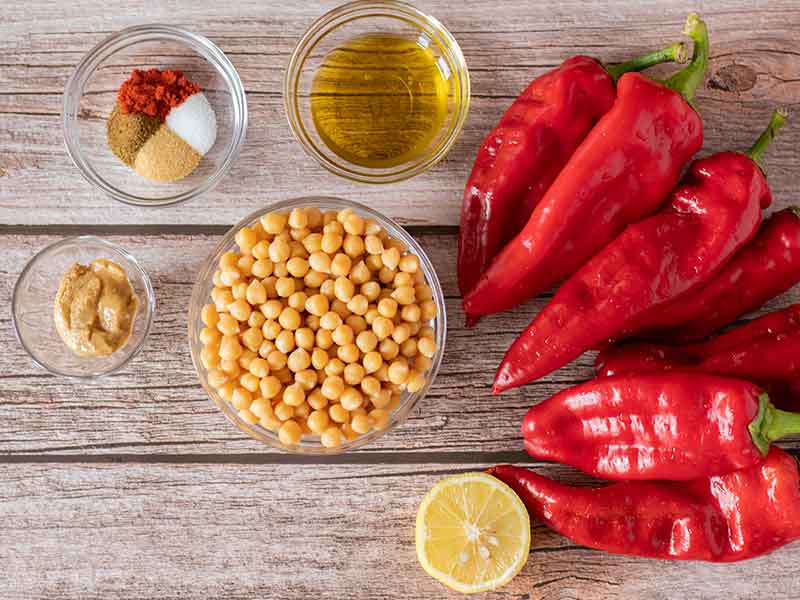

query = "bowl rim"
[283,0,471,184]
[62,24,248,208]
[188,196,448,454]
[11,235,157,379]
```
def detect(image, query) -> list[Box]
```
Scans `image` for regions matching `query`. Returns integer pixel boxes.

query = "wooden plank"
[3,232,800,456]
[1,0,798,226]
[2,461,799,600]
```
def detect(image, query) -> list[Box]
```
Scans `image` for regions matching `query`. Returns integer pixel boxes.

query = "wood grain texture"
[1,0,799,226]
[2,462,800,600]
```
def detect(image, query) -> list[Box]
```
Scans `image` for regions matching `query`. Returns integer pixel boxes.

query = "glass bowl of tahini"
[284,1,470,184]
[63,25,247,207]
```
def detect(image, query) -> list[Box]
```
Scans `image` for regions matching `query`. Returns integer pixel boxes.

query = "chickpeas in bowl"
[188,197,446,453]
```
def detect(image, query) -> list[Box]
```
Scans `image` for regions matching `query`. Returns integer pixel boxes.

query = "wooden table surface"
[2,1,799,598]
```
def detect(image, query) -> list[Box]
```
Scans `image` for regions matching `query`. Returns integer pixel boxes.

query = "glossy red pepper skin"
[635,208,800,344]
[463,72,703,321]
[494,151,770,392]
[596,304,800,410]
[457,56,616,300]
[488,448,800,562]
[521,373,766,481]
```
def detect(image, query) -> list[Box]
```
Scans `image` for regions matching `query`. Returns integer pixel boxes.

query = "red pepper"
[488,447,800,562]
[520,372,800,480]
[462,15,708,323]
[596,303,800,410]
[457,42,688,304]
[494,111,783,392]
[633,205,800,344]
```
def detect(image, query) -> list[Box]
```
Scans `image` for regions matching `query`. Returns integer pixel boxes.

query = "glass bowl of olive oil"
[284,0,470,184]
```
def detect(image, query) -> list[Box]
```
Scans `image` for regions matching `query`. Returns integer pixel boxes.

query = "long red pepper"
[634,203,800,344]
[596,303,800,410]
[462,15,708,323]
[457,42,688,302]
[520,373,800,480]
[489,448,800,562]
[494,112,783,392]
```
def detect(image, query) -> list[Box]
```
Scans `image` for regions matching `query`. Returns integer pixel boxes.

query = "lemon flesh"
[415,472,531,594]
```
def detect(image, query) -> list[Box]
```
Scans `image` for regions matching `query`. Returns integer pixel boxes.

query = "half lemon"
[415,472,531,594]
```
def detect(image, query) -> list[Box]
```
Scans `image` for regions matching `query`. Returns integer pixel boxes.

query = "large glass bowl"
[12,236,156,378]
[284,0,470,184]
[188,197,447,453]
[62,24,247,207]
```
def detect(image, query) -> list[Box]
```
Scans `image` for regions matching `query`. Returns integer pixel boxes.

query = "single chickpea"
[293,327,314,351]
[351,414,371,434]
[220,251,239,271]
[260,376,282,399]
[418,337,437,359]
[364,235,383,255]
[329,403,350,424]
[217,313,240,336]
[325,219,345,234]
[371,388,392,409]
[308,389,328,411]
[220,335,244,361]
[340,387,364,411]
[267,350,288,371]
[343,234,365,258]
[218,382,236,402]
[394,272,414,289]
[302,232,323,254]
[332,324,355,346]
[405,370,426,393]
[262,320,281,340]
[321,232,343,254]
[311,347,329,370]
[278,420,303,445]
[239,409,259,425]
[213,288,235,312]
[400,338,418,358]
[288,208,308,229]
[238,350,257,371]
[228,299,251,323]
[321,375,345,400]
[320,311,343,331]
[419,300,437,322]
[275,277,295,298]
[231,386,253,410]
[347,294,369,316]
[415,355,433,372]
[369,408,391,430]
[260,415,282,432]
[295,369,317,391]
[202,304,220,327]
[258,340,276,359]
[220,358,241,378]
[287,348,311,372]
[200,327,221,346]
[392,286,415,306]
[279,307,302,331]
[381,247,401,270]
[337,343,360,364]
[377,298,398,319]
[237,255,255,276]
[269,238,291,263]
[273,262,289,278]
[388,360,410,385]
[308,251,332,274]
[201,346,221,370]
[323,210,338,226]
[275,329,296,354]
[282,383,306,407]
[365,254,383,272]
[399,254,419,273]
[231,281,248,301]
[343,363,366,386]
[301,293,327,318]
[349,261,371,285]
[286,257,309,278]
[334,276,355,302]
[261,212,288,235]
[363,351,383,374]
[378,267,396,284]
[207,369,228,388]
[321,426,343,448]
[289,241,308,259]
[213,270,224,287]
[307,409,330,434]
[415,284,433,301]
[250,397,273,420]
[343,213,365,235]
[320,279,336,299]
[386,238,407,253]
[330,299,350,319]
[242,327,264,352]
[325,358,346,377]
[355,329,379,354]
[316,328,334,350]
[401,304,422,323]
[249,358,270,378]
[306,207,323,229]
[274,401,294,422]
[360,376,381,398]
[252,240,270,261]
[274,366,294,384]
[361,281,381,301]
[330,253,352,277]
[372,316,394,340]
[248,311,266,330]
[346,315,368,335]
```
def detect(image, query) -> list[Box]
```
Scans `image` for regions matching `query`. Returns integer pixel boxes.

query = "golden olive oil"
[310,33,450,169]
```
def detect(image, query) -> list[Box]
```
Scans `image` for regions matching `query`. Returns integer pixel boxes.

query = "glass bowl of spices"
[188,197,447,453]
[12,236,156,378]
[284,1,470,184]
[63,25,247,207]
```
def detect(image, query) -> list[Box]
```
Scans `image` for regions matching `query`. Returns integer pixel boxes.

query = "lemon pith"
[415,472,531,594]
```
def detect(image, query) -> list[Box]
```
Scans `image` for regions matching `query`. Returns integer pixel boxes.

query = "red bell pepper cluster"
[459,12,800,564]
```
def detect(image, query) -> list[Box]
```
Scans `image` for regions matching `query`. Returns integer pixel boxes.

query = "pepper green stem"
[748,392,800,455]
[745,109,788,169]
[662,13,709,104]
[791,206,800,219]
[606,42,689,81]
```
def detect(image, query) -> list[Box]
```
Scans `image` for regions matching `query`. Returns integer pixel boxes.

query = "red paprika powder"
[117,68,200,119]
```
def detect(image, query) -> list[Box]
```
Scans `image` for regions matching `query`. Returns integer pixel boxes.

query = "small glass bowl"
[12,236,156,378]
[284,0,470,184]
[63,24,248,207]
[188,197,447,453]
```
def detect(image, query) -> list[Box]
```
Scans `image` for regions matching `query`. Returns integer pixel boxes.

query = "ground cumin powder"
[106,103,162,166]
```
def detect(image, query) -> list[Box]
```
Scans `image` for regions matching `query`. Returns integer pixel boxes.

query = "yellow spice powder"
[133,124,202,182]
